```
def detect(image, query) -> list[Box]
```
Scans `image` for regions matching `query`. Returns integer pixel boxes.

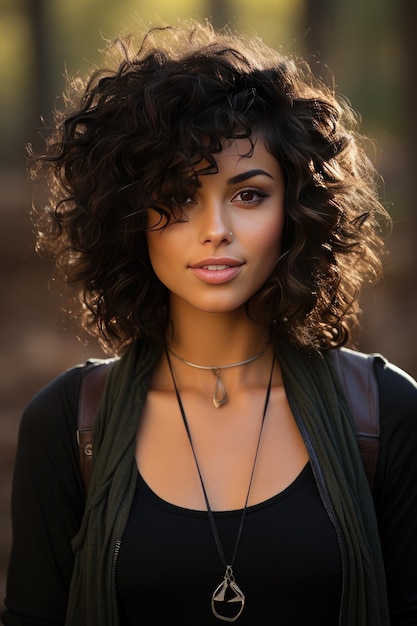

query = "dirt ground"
[1,169,416,615]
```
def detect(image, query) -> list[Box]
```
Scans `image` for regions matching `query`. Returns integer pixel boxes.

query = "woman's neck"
[167,305,270,367]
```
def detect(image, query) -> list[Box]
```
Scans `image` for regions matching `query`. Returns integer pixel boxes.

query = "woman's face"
[146,137,285,317]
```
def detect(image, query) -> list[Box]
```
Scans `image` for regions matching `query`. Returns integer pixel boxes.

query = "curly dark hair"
[30,19,391,355]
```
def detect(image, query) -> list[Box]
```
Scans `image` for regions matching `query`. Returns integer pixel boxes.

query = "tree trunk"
[205,0,232,30]
[303,0,336,71]
[25,0,52,152]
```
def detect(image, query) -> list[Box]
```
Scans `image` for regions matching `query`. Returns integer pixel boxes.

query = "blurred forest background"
[1,0,416,613]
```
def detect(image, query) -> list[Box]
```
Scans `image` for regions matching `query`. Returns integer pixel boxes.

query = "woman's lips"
[189,263,243,284]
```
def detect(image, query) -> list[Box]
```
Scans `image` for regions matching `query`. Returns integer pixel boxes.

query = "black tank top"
[116,463,342,625]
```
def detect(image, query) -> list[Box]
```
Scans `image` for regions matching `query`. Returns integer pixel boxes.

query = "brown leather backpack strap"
[329,347,381,490]
[77,360,115,493]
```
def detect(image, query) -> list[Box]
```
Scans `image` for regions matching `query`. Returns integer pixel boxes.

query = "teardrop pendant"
[211,566,245,622]
[212,367,228,408]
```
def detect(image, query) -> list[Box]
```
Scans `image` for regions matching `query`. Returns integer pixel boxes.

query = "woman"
[2,20,417,625]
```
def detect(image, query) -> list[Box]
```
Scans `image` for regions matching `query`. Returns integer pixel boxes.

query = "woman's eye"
[233,188,269,204]
[171,193,194,206]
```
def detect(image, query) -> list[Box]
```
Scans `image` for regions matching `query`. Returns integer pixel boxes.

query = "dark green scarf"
[65,339,389,625]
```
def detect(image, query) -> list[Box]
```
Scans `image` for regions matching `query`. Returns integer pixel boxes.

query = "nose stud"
[229,231,233,239]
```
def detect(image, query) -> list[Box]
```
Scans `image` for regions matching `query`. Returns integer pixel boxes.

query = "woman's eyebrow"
[227,169,274,185]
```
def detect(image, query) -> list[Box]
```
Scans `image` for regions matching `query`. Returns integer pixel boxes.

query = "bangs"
[143,74,265,222]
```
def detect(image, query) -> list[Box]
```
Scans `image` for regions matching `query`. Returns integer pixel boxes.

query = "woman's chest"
[135,386,309,510]
[116,465,342,625]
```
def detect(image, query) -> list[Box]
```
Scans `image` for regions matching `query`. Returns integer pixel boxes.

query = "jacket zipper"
[112,538,122,626]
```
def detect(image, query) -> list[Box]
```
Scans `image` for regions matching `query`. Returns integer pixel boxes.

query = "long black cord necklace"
[166,351,275,622]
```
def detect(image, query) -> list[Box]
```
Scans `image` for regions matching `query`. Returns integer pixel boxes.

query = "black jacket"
[2,356,417,625]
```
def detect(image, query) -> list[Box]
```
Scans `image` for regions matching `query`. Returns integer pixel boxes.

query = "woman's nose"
[199,201,233,246]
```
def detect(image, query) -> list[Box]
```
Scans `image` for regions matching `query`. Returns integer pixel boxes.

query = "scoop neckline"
[136,462,312,517]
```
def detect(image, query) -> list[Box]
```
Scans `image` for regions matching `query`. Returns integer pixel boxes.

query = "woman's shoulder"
[329,346,417,432]
[330,346,417,398]
[373,353,417,431]
[19,358,113,438]
[375,353,417,395]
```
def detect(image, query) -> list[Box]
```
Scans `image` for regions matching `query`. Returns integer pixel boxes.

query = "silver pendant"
[211,566,245,622]
[212,368,228,408]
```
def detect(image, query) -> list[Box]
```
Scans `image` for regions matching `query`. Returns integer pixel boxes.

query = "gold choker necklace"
[166,344,270,408]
